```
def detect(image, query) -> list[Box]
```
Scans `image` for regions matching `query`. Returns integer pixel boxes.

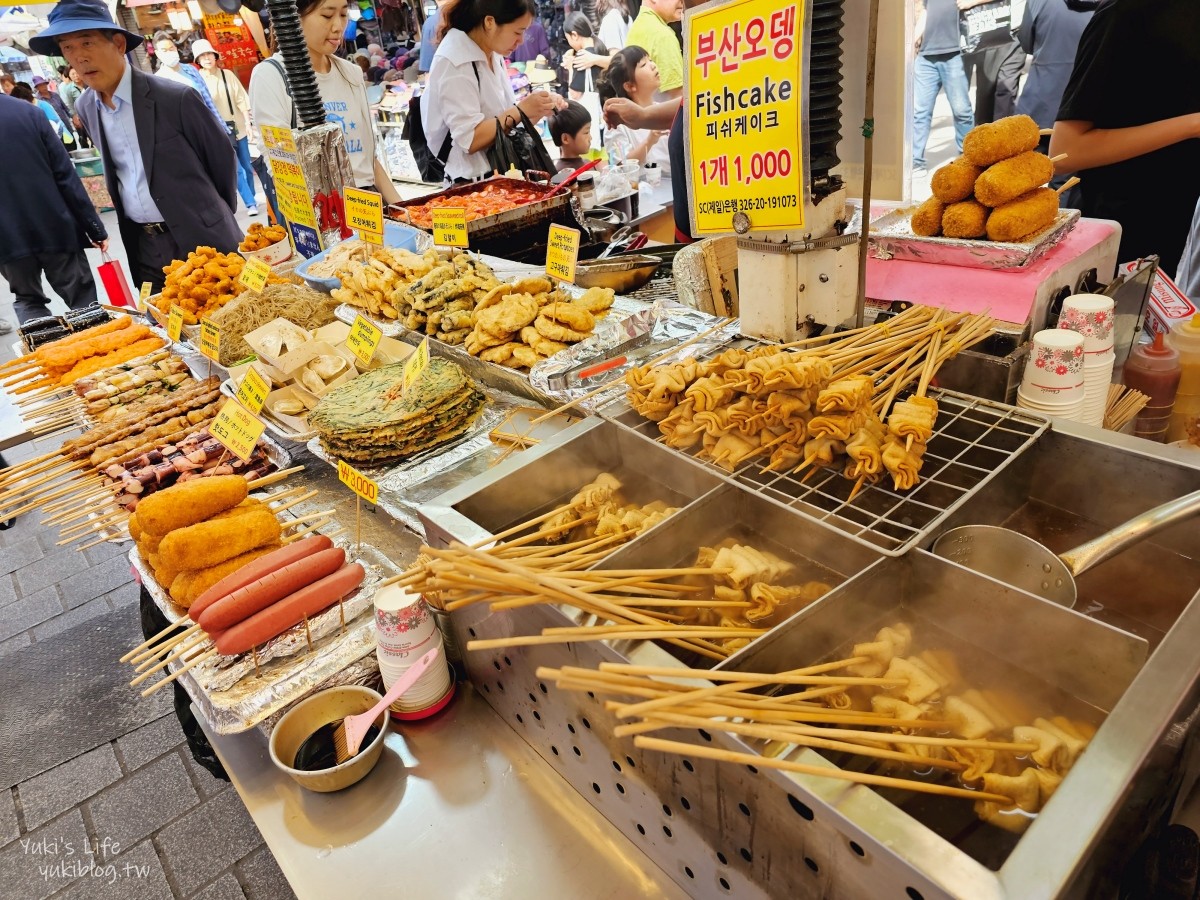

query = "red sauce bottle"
[1122,333,1181,442]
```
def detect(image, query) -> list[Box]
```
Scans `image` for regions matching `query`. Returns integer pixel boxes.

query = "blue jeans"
[234,136,257,210]
[912,53,974,167]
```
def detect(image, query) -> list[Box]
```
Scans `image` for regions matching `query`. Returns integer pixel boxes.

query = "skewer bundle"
[1103,384,1150,433]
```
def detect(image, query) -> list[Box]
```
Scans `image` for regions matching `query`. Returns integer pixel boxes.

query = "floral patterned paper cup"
[374,583,437,658]
[1023,329,1086,390]
[1059,294,1116,353]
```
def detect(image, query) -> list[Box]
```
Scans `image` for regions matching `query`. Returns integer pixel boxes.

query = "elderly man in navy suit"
[31,0,241,291]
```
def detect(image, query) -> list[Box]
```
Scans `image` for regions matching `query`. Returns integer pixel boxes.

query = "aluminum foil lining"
[134,539,398,734]
[869,207,1081,269]
[530,301,740,412]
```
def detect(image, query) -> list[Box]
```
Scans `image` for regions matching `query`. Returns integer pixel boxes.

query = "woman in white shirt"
[597,46,669,174]
[249,0,400,204]
[194,40,260,215]
[422,0,564,182]
[597,0,633,51]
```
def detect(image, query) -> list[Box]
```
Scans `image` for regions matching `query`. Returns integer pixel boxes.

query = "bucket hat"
[191,38,220,60]
[29,0,144,56]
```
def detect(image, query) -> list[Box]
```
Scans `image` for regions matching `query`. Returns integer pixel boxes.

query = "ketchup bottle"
[1123,333,1181,442]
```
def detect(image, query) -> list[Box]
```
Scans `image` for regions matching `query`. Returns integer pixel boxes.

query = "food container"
[574,255,662,294]
[294,221,432,293]
[268,685,389,792]
[869,207,1081,269]
[242,234,293,267]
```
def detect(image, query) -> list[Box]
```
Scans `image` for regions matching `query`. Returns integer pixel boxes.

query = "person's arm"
[604,97,676,131]
[1050,115,1200,174]
[373,156,401,204]
[180,88,239,212]
[1017,0,1036,54]
[626,130,663,164]
[914,0,927,51]
[231,73,253,137]
[39,109,107,247]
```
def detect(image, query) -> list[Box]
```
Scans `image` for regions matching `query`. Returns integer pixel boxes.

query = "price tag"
[238,256,271,293]
[337,459,379,505]
[138,282,152,312]
[236,365,270,415]
[360,228,384,245]
[346,314,382,367]
[210,399,265,463]
[199,318,220,362]
[403,337,431,392]
[432,207,469,248]
[167,306,184,343]
[344,187,384,241]
[546,224,581,284]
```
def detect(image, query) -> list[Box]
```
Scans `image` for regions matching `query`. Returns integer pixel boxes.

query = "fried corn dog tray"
[869,207,1080,269]
[134,538,397,734]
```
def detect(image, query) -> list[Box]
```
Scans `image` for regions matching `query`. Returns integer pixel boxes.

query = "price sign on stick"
[210,399,265,462]
[346,314,382,367]
[432,207,469,248]
[199,318,220,362]
[546,224,581,284]
[166,307,184,343]
[138,282,152,312]
[403,337,431,392]
[238,256,271,293]
[236,365,270,415]
[337,459,378,505]
[344,187,384,243]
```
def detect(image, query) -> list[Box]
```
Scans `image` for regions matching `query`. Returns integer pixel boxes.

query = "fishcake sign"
[686,0,807,235]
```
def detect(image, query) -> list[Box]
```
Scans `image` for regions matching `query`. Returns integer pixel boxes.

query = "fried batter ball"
[931,157,983,203]
[962,114,1041,168]
[942,199,990,239]
[911,197,945,237]
[974,151,1055,207]
[986,187,1060,242]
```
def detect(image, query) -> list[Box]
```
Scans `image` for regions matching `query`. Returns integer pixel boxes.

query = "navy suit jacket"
[0,94,106,265]
[78,65,241,257]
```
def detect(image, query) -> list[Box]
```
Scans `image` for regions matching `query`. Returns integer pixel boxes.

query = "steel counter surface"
[195,687,686,900]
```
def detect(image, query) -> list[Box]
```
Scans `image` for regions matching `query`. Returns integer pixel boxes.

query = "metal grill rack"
[623,274,678,304]
[610,389,1048,555]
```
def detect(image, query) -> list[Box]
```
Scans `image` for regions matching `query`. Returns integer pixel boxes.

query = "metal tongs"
[547,330,677,391]
[594,226,649,260]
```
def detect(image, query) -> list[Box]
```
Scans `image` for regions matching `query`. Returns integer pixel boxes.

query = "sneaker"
[247,206,260,217]
[0,319,13,335]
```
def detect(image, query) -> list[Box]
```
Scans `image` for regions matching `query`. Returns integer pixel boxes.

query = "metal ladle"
[932,489,1200,608]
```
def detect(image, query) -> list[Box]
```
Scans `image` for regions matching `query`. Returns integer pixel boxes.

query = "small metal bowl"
[575,255,662,294]
[268,685,390,792]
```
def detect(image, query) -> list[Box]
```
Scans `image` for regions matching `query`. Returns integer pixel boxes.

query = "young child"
[549,100,593,172]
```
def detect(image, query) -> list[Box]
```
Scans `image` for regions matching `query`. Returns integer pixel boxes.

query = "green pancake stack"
[310,358,487,465]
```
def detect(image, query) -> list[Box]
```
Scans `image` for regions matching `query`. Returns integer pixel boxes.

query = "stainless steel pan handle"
[1060,488,1200,577]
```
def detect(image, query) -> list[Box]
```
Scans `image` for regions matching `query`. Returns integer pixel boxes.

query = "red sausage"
[215,563,366,656]
[189,535,333,622]
[198,547,346,633]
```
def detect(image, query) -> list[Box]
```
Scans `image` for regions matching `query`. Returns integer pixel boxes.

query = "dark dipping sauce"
[293,722,382,771]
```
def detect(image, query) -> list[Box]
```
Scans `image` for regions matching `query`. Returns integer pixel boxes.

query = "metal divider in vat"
[705,550,1147,899]
[607,388,1049,556]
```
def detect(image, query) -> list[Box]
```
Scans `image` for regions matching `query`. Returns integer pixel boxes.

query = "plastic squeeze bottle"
[1123,332,1181,442]
[1166,314,1200,442]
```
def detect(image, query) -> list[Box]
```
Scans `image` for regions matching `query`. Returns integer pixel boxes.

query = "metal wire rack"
[609,389,1049,556]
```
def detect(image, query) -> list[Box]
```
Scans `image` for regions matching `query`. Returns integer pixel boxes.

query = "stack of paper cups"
[1017,329,1086,421]
[374,583,454,719]
[1058,294,1116,427]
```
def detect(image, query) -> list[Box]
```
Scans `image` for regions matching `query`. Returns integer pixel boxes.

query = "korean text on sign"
[545,224,581,284]
[199,318,220,362]
[344,188,384,242]
[432,208,469,248]
[260,125,323,258]
[236,365,270,415]
[210,399,265,462]
[687,0,806,235]
[346,314,382,366]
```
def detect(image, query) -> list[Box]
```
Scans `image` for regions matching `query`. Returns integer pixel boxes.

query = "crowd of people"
[0,0,1197,336]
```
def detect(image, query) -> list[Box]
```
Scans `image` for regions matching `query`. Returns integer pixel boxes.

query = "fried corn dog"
[986,187,1059,242]
[911,197,945,236]
[942,199,989,239]
[962,114,1040,168]
[931,157,983,203]
[158,507,281,573]
[974,151,1055,207]
[134,474,249,536]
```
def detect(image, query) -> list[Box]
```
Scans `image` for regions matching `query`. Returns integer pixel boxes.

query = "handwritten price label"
[138,282,152,312]
[545,224,581,284]
[344,187,384,241]
[337,459,379,505]
[432,207,469,248]
[238,256,271,293]
[199,318,220,362]
[210,399,265,463]
[403,337,430,392]
[346,314,383,367]
[166,307,184,343]
[236,365,270,415]
[360,228,384,245]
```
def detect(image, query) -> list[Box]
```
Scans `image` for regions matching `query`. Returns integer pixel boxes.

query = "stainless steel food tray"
[385,176,577,241]
[869,207,1081,269]
[607,388,1049,557]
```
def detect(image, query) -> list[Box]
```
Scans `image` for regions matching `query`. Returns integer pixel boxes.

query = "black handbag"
[960,0,1014,53]
[486,107,556,180]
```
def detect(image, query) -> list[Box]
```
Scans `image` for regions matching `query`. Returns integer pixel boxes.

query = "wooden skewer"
[58,514,129,546]
[468,629,749,651]
[130,635,207,685]
[42,491,110,524]
[141,648,218,697]
[269,490,319,514]
[0,465,86,506]
[78,531,128,553]
[280,509,336,529]
[120,616,190,662]
[246,464,305,489]
[1,477,95,519]
[0,450,62,481]
[261,485,308,505]
[634,736,1013,804]
[131,623,202,667]
[57,507,126,535]
[848,474,868,502]
[283,518,333,543]
[1056,177,1080,195]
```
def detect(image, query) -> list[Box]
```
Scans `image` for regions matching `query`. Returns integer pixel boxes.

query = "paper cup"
[374,583,436,657]
[1024,329,1085,390]
[1059,294,1116,353]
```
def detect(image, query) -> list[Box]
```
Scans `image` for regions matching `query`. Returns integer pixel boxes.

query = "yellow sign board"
[432,208,469,248]
[545,224,581,284]
[360,229,384,245]
[344,187,384,241]
[210,399,265,463]
[403,337,430,392]
[346,314,382,367]
[259,125,323,257]
[138,282,152,312]
[236,365,270,415]
[337,459,379,505]
[238,256,271,293]
[167,307,184,343]
[199,318,220,362]
[685,0,806,235]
